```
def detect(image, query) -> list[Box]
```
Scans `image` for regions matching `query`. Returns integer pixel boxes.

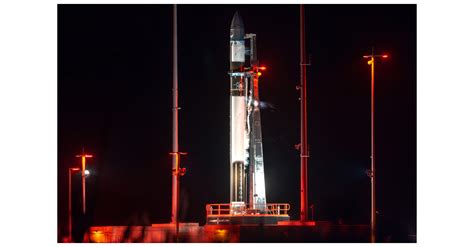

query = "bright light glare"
[382,54,388,58]
[85,170,90,175]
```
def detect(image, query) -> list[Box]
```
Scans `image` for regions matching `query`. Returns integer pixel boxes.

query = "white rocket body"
[231,96,246,164]
[229,11,267,213]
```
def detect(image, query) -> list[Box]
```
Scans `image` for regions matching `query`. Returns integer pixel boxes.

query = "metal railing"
[266,203,290,215]
[205,203,290,217]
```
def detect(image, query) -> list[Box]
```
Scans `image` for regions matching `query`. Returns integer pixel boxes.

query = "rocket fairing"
[230,11,245,70]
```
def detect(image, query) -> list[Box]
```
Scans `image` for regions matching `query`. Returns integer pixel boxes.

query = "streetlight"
[75,149,93,214]
[363,48,388,243]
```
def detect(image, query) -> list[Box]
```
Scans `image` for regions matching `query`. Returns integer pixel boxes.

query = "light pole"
[68,167,80,242]
[75,149,93,214]
[363,48,388,243]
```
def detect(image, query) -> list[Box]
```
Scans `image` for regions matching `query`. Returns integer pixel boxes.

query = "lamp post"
[68,167,80,242]
[75,149,93,215]
[363,49,388,243]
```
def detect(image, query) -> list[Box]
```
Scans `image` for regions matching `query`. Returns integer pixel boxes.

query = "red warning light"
[382,54,388,58]
[259,66,267,71]
[179,167,186,176]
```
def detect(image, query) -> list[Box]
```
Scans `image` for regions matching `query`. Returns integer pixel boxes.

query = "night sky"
[58,4,416,240]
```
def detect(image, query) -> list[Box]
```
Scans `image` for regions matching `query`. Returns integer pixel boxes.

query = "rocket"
[229,11,247,205]
[229,11,267,213]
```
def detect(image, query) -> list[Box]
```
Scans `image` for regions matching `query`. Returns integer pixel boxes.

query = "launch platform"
[205,203,290,225]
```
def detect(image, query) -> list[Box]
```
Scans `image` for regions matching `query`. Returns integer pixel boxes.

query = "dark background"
[58,4,416,241]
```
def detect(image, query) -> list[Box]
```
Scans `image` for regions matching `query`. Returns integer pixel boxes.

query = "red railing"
[205,203,290,217]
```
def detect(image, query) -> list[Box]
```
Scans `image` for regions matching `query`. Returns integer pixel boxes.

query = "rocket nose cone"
[230,11,245,40]
[231,11,244,29]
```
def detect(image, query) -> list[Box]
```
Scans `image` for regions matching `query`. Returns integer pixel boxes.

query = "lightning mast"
[299,4,309,222]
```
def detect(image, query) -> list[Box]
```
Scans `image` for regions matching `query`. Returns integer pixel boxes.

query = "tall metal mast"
[370,47,375,243]
[363,47,388,243]
[170,4,188,241]
[299,4,309,222]
[171,3,179,226]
